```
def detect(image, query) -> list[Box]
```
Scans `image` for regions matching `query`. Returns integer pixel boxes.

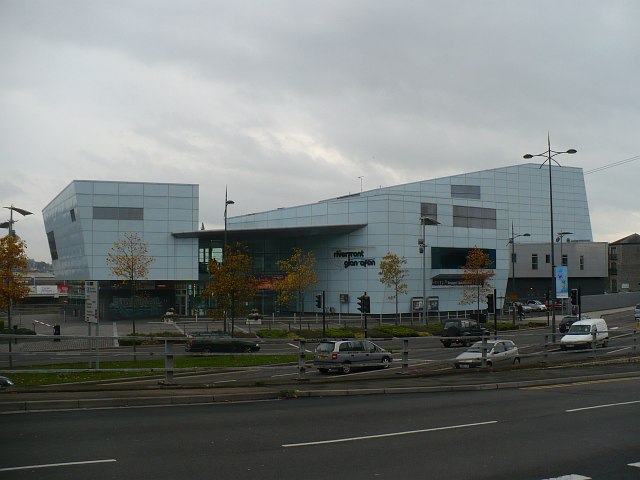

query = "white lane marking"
[566,399,640,413]
[271,372,298,378]
[542,475,590,479]
[282,420,497,448]
[0,459,117,472]
[628,462,640,468]
[607,346,630,354]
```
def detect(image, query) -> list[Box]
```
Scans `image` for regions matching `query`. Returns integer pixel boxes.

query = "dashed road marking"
[0,459,117,472]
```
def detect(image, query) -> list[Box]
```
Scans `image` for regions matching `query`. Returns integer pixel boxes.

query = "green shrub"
[374,325,421,337]
[257,329,290,339]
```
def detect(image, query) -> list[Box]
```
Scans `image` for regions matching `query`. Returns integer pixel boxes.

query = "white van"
[560,318,609,350]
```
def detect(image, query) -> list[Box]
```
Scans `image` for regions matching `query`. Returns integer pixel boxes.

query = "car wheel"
[380,357,391,369]
[560,345,567,351]
[602,339,609,348]
[318,368,329,374]
[454,363,460,369]
[341,362,352,374]
[513,357,520,366]
[442,341,451,348]
[486,360,493,368]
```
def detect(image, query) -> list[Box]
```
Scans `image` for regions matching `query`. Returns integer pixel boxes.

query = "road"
[2,374,640,479]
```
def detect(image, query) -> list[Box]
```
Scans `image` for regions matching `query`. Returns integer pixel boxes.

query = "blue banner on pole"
[556,266,568,299]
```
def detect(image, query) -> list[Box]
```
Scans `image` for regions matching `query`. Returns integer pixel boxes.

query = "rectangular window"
[532,254,538,270]
[580,255,584,271]
[70,209,76,222]
[453,205,496,229]
[46,230,58,261]
[545,254,551,264]
[431,247,496,269]
[561,254,568,266]
[420,202,438,222]
[93,206,143,220]
[451,185,481,200]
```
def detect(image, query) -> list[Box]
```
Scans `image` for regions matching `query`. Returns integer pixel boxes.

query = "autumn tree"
[201,243,258,335]
[459,247,495,317]
[274,247,317,317]
[378,252,409,325]
[0,235,30,367]
[106,232,154,358]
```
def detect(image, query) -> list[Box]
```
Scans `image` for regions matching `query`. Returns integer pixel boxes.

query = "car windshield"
[316,342,335,353]
[467,341,493,353]
[443,321,460,329]
[568,325,591,334]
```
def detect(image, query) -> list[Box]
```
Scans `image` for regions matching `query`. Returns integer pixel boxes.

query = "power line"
[584,154,640,175]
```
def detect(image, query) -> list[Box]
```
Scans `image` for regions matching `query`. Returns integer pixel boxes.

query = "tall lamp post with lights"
[524,136,577,341]
[556,231,573,266]
[419,216,440,324]
[507,223,530,323]
[223,187,235,252]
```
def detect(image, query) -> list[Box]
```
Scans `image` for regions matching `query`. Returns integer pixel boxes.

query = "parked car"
[560,318,609,350]
[185,332,260,353]
[314,339,392,374]
[526,300,547,312]
[0,376,14,389]
[454,340,520,368]
[559,314,590,333]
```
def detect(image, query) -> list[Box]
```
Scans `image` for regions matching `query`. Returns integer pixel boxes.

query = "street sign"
[85,281,99,324]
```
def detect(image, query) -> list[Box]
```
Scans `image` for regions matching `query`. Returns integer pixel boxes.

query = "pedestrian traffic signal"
[570,289,578,305]
[315,293,322,309]
[486,293,494,313]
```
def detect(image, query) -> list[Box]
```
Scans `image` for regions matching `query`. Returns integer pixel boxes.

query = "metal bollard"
[544,334,548,360]
[402,339,409,371]
[634,329,637,353]
[164,340,174,384]
[591,331,597,356]
[298,339,306,380]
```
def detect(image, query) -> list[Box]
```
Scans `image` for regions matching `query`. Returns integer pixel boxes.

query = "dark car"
[185,332,260,353]
[0,376,14,389]
[440,319,489,348]
[559,314,590,333]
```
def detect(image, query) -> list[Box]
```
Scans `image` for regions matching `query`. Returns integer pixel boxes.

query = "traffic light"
[570,289,578,305]
[315,293,322,309]
[357,294,371,314]
[486,293,494,313]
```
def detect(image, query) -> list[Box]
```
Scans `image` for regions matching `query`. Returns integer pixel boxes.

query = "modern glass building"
[42,180,199,319]
[43,164,594,319]
[178,163,593,317]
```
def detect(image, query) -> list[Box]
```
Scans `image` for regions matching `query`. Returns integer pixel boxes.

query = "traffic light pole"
[322,290,326,337]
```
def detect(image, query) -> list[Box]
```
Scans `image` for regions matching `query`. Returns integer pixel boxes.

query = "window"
[545,254,551,264]
[451,185,481,200]
[420,202,438,222]
[93,206,143,220]
[70,209,76,222]
[532,254,538,270]
[431,247,496,269]
[46,230,58,261]
[452,206,496,229]
[580,255,585,271]
[561,254,568,266]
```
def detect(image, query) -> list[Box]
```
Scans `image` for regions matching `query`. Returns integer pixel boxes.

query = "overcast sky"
[1,0,638,262]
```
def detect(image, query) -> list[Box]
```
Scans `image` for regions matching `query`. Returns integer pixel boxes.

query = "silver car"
[314,339,392,374]
[454,339,520,368]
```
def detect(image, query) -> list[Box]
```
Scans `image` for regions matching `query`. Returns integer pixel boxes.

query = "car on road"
[560,318,609,350]
[545,299,563,310]
[454,340,520,368]
[440,318,489,347]
[0,376,14,389]
[559,314,590,333]
[526,300,547,312]
[185,332,260,353]
[314,339,392,374]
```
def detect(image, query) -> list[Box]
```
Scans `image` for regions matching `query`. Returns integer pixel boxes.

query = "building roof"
[610,233,640,245]
[172,223,367,239]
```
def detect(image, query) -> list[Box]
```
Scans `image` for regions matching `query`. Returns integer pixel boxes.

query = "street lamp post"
[419,216,440,325]
[507,223,530,323]
[223,187,235,251]
[556,231,573,266]
[524,135,577,342]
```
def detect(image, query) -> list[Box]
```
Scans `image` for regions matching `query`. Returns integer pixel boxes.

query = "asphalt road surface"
[2,372,640,479]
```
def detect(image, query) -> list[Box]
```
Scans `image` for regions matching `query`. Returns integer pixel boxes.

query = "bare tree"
[106,233,154,359]
[378,252,409,325]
